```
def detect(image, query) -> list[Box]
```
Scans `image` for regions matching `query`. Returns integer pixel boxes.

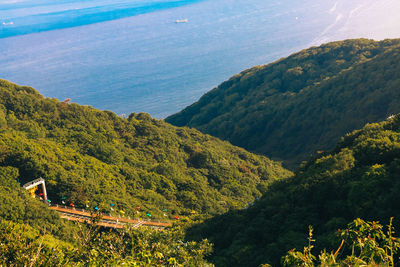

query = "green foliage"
[282,218,400,267]
[166,38,400,169]
[0,166,19,189]
[187,114,400,266]
[283,226,315,267]
[70,222,213,266]
[0,219,213,266]
[0,79,291,220]
[0,166,77,241]
[0,220,72,266]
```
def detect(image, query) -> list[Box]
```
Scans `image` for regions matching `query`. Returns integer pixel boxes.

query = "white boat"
[2,22,14,26]
[175,19,188,23]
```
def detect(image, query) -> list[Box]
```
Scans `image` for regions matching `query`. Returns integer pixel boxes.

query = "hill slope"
[187,114,400,266]
[0,166,77,241]
[0,79,291,219]
[166,38,400,169]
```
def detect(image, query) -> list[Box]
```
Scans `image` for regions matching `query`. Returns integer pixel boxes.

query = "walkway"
[50,205,172,229]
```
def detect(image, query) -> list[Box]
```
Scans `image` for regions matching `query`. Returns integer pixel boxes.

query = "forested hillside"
[0,166,77,241]
[166,38,400,169]
[187,114,400,266]
[0,79,291,220]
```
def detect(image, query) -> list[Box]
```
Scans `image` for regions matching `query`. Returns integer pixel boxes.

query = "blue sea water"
[0,0,204,38]
[1,0,400,118]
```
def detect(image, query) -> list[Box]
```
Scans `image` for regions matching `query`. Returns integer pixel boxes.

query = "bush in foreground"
[0,219,213,266]
[280,218,400,267]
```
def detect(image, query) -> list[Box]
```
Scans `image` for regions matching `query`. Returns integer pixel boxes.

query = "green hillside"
[166,38,400,169]
[0,79,291,220]
[0,166,77,242]
[186,114,400,266]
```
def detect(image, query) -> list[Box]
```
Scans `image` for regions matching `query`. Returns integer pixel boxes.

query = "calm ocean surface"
[1,0,400,118]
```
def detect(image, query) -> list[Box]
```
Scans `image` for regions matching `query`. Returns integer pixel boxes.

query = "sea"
[1,0,400,118]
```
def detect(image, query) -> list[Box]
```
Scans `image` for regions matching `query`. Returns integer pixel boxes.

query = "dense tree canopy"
[0,166,76,241]
[3,38,400,266]
[187,114,400,266]
[0,218,214,266]
[0,79,291,220]
[166,38,400,169]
